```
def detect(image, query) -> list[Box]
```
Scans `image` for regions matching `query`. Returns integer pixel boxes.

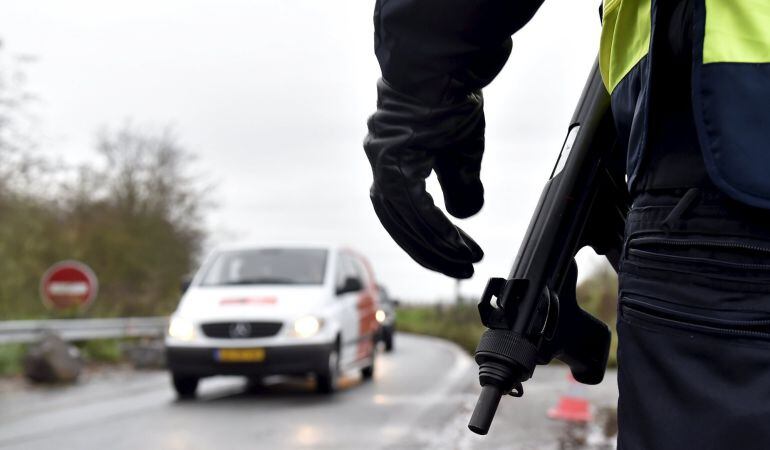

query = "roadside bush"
[0,344,26,376]
[77,339,123,364]
[576,267,619,366]
[396,304,485,355]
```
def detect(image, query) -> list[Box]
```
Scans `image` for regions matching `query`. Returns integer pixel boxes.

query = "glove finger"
[386,192,483,265]
[455,226,483,260]
[371,193,477,279]
[383,166,484,264]
[434,139,485,219]
[434,93,486,219]
[373,188,471,266]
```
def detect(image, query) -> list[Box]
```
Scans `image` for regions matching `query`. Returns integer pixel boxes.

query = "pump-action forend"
[467,60,630,435]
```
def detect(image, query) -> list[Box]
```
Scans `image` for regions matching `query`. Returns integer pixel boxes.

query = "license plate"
[216,348,266,362]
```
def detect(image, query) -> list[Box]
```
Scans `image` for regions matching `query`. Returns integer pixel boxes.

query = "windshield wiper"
[220,278,304,285]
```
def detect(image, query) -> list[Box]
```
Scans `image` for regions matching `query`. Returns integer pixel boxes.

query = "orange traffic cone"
[548,372,593,423]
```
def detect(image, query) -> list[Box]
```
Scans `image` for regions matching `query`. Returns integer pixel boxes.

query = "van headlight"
[292,316,323,338]
[168,317,196,341]
[375,309,387,323]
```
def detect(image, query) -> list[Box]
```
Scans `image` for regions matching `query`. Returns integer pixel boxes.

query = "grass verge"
[76,339,124,364]
[0,344,26,376]
[396,304,485,355]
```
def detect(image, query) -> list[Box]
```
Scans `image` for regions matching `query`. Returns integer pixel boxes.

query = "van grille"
[201,321,283,339]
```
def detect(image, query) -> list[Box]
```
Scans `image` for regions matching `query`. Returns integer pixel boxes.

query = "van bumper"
[165,344,333,377]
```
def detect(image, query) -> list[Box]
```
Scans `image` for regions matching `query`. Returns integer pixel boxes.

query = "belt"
[636,146,711,193]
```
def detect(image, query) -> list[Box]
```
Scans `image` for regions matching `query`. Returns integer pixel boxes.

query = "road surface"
[0,334,618,449]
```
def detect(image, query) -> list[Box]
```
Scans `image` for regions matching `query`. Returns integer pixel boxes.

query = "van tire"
[383,329,394,353]
[316,346,340,394]
[172,374,199,399]
[361,344,376,381]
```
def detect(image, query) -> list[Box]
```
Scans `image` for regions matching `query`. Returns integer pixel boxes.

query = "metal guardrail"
[0,317,168,344]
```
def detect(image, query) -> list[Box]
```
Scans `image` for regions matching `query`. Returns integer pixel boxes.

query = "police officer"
[364,0,770,448]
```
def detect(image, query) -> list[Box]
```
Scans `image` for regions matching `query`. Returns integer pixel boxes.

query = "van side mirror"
[337,277,363,295]
[180,279,192,294]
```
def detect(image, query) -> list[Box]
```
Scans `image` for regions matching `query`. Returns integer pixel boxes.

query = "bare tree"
[0,42,47,194]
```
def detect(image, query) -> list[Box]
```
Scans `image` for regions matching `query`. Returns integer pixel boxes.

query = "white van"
[165,245,380,397]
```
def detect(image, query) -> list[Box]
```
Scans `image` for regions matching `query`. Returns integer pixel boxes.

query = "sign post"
[40,261,98,311]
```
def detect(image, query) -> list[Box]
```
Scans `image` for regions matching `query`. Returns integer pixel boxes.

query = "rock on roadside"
[23,333,83,383]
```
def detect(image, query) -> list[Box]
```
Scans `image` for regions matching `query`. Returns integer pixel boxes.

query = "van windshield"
[199,248,328,286]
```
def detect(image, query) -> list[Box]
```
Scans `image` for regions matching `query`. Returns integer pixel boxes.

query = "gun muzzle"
[468,385,503,435]
[468,328,536,435]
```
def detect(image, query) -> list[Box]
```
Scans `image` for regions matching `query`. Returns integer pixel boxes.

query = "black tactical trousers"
[617,187,770,449]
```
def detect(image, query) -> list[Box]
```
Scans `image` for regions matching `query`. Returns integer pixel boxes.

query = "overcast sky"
[0,0,606,302]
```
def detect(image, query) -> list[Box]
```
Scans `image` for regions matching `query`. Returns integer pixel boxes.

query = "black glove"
[364,78,486,279]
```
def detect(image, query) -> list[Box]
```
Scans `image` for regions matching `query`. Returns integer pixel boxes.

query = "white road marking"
[374,334,475,450]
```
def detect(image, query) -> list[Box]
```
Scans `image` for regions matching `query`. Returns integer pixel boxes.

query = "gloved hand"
[364,78,486,279]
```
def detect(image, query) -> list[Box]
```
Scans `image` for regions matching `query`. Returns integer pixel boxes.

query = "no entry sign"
[40,261,98,310]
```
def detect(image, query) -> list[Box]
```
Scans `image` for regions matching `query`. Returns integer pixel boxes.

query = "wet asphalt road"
[0,334,618,450]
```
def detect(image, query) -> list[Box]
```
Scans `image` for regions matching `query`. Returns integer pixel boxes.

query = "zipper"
[627,248,770,271]
[622,297,770,339]
[631,236,770,255]
[627,236,770,271]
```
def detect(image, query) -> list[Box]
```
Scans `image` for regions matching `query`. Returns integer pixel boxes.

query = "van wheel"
[361,345,376,381]
[316,346,340,394]
[384,329,394,353]
[172,374,199,399]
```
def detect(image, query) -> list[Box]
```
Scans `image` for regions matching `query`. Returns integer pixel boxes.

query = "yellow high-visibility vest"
[598,0,770,209]
[600,0,770,93]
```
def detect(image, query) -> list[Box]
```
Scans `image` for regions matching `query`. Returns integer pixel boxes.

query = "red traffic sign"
[40,261,98,310]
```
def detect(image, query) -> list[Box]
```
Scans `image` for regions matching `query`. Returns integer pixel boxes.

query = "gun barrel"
[468,385,503,435]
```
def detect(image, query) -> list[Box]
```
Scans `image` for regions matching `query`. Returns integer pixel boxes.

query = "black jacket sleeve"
[373,0,545,105]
